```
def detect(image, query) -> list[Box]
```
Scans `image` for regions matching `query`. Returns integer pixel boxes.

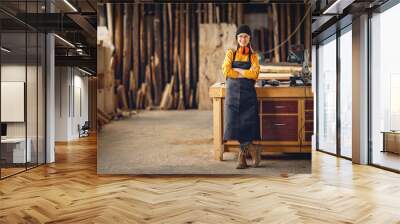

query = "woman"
[221,24,261,169]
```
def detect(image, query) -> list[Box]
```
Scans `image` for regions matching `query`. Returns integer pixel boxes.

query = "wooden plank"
[286,5,292,53]
[132,4,140,109]
[185,4,191,108]
[305,4,311,63]
[129,70,137,107]
[114,4,123,80]
[267,6,273,62]
[208,3,213,23]
[260,64,302,73]
[162,5,169,86]
[160,83,171,110]
[154,5,162,105]
[147,15,154,72]
[160,75,175,110]
[172,5,179,109]
[258,73,292,80]
[146,14,155,104]
[272,4,280,63]
[221,4,226,23]
[150,56,159,105]
[237,4,243,25]
[232,4,237,24]
[201,4,205,24]
[295,4,301,45]
[140,4,146,85]
[279,5,286,62]
[227,4,232,24]
[191,6,198,108]
[116,83,129,110]
[122,4,132,104]
[106,3,114,43]
[168,4,173,81]
[216,5,220,24]
[144,84,153,109]
[178,4,186,109]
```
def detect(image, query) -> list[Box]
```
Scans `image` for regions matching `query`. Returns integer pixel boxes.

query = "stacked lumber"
[99,3,245,113]
[258,63,303,81]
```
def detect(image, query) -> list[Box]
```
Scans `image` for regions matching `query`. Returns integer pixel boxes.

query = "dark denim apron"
[223,51,260,142]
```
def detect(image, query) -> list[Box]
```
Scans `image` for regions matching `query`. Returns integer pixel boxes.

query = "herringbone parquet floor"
[1,135,400,224]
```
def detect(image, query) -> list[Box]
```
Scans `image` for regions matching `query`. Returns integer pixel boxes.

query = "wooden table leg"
[213,98,224,161]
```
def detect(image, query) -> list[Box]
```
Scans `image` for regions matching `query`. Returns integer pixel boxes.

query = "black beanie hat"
[236,25,251,37]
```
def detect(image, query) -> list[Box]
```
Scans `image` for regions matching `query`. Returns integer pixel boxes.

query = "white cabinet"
[1,138,32,163]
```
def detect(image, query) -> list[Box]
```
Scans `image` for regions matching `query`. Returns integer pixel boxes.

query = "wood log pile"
[97,3,248,114]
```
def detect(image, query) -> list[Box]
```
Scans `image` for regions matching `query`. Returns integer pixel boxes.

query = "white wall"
[1,65,38,137]
[55,67,89,141]
[55,66,69,141]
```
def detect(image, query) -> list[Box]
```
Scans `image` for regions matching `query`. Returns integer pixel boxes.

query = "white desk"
[1,138,32,163]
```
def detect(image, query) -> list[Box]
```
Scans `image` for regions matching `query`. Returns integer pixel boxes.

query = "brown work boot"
[249,144,261,167]
[236,150,248,169]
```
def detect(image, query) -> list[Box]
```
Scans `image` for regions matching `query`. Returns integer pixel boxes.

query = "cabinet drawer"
[262,100,298,114]
[305,111,313,121]
[305,99,313,110]
[305,132,313,142]
[262,115,298,141]
[305,121,313,132]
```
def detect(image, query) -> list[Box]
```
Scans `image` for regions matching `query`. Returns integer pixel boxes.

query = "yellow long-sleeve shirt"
[221,48,260,81]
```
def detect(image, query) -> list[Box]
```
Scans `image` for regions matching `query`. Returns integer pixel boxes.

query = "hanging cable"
[259,3,313,55]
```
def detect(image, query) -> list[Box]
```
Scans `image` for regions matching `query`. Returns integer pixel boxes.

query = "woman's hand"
[233,68,245,77]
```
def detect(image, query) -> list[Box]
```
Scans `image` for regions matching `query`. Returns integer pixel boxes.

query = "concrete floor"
[98,110,310,175]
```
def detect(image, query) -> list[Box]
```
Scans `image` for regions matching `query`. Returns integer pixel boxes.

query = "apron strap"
[232,49,252,64]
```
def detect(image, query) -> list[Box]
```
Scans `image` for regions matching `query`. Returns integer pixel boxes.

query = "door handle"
[273,123,287,126]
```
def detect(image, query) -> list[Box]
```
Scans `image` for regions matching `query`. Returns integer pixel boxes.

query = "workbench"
[209,82,314,160]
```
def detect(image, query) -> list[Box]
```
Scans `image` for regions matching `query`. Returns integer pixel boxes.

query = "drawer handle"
[274,106,286,109]
[273,123,287,126]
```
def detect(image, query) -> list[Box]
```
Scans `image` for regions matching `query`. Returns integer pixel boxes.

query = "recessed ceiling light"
[1,47,11,53]
[54,34,75,48]
[323,0,355,15]
[78,67,93,76]
[63,0,78,12]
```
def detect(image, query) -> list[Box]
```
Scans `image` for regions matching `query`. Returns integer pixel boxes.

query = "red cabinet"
[262,115,298,141]
[260,98,313,148]
[262,100,298,114]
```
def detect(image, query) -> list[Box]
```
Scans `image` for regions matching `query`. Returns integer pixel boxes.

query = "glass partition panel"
[371,4,400,171]
[317,36,337,154]
[1,31,28,177]
[339,28,352,158]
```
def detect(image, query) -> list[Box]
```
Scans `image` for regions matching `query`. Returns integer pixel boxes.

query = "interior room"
[97,2,313,175]
[0,0,399,223]
[0,0,97,179]
[0,3,46,178]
